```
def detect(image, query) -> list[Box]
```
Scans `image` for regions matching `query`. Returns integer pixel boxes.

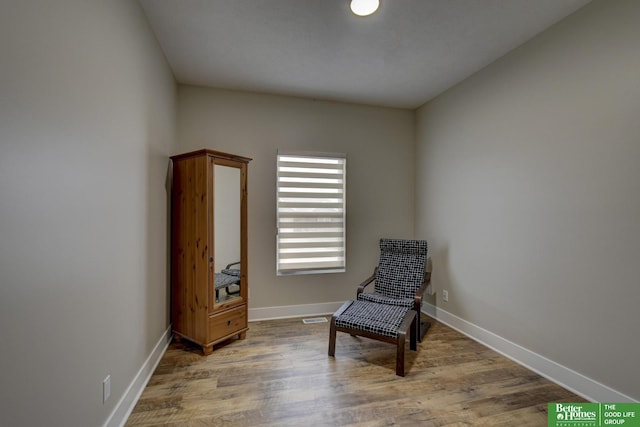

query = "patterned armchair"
[357,239,431,341]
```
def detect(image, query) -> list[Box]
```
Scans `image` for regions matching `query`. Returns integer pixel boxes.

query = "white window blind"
[276,152,346,275]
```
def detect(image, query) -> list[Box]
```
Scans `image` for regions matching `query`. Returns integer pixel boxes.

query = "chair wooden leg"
[410,312,417,351]
[415,310,431,342]
[420,319,431,342]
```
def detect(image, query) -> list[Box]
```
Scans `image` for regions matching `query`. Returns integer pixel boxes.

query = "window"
[276,151,346,275]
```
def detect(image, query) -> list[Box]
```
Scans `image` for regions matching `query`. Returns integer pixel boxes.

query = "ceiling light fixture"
[350,0,379,17]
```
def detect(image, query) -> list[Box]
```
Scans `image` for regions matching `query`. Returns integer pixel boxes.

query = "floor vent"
[302,317,328,324]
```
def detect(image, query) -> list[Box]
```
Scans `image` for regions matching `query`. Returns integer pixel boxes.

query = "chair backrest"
[374,239,428,300]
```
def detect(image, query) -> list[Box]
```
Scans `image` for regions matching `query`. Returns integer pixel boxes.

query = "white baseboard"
[103,325,173,427]
[249,301,344,322]
[422,303,637,403]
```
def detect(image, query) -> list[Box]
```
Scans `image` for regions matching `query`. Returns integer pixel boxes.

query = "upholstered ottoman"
[328,300,417,376]
[214,272,241,299]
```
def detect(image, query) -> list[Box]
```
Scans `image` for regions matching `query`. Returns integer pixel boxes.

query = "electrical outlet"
[442,289,449,302]
[103,375,111,404]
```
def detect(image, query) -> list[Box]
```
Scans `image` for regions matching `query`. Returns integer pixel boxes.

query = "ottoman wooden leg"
[328,316,337,357]
[396,310,417,376]
[329,301,353,357]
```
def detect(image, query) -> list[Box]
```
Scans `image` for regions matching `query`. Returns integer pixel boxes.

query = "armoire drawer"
[208,305,247,343]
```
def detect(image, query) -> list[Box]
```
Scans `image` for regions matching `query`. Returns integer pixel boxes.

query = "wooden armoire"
[170,149,251,355]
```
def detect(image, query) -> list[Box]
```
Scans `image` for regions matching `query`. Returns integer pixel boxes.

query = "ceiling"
[139,0,592,109]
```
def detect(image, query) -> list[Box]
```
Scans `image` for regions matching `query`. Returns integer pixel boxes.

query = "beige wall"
[416,0,640,401]
[3,0,637,423]
[0,1,176,425]
[177,86,415,308]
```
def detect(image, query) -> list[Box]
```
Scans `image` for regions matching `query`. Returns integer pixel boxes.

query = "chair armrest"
[356,267,378,296]
[414,271,431,309]
[225,261,241,269]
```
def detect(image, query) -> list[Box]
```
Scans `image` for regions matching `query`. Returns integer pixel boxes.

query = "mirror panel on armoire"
[213,164,242,306]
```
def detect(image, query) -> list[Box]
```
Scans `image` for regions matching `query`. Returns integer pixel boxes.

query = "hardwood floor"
[126,315,584,426]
